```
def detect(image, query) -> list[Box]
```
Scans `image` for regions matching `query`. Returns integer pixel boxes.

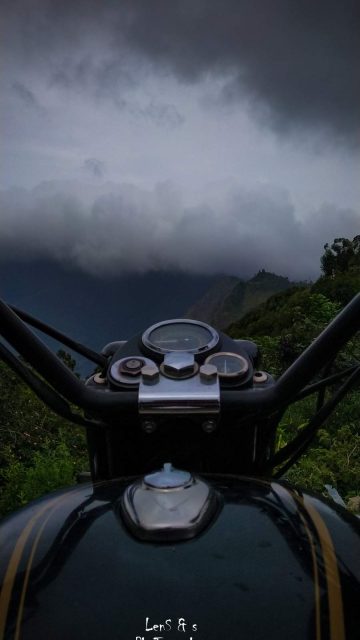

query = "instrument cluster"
[101,319,258,390]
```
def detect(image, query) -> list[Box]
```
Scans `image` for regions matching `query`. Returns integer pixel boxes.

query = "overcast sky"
[1,0,359,279]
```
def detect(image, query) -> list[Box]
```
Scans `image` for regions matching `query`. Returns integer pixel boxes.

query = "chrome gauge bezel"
[142,319,219,355]
[205,351,249,379]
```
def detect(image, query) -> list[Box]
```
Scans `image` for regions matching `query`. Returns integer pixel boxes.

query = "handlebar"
[223,291,360,411]
[0,300,137,416]
[0,293,360,417]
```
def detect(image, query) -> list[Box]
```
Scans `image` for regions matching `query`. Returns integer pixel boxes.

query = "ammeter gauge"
[205,352,249,380]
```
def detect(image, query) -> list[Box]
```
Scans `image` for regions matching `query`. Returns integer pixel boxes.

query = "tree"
[57,349,77,372]
[321,236,360,277]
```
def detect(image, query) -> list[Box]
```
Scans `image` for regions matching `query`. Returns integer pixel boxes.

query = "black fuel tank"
[0,475,359,640]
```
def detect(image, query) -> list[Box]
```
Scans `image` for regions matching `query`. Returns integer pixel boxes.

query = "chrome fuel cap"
[119,463,220,542]
[144,462,191,488]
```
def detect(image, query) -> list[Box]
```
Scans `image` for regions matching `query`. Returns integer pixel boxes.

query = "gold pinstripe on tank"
[14,493,75,640]
[0,481,106,639]
[0,495,64,640]
[271,483,322,640]
[297,509,322,640]
[303,498,345,640]
[276,483,345,640]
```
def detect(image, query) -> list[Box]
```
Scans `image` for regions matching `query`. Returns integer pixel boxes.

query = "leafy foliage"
[0,441,86,516]
[321,236,360,277]
[228,286,308,338]
[286,424,360,498]
[0,359,88,518]
[229,289,341,367]
[312,272,360,306]
[228,238,360,506]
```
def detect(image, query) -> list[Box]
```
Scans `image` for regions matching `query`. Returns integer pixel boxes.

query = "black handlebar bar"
[0,299,137,416]
[223,291,360,411]
[1,294,360,417]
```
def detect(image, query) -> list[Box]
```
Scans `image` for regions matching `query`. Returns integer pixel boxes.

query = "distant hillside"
[186,269,294,329]
[227,285,310,338]
[0,260,216,373]
[185,275,239,326]
[227,270,360,340]
[224,245,360,502]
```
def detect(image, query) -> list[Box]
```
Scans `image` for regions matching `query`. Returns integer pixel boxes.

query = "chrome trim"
[141,318,219,355]
[120,464,220,541]
[138,369,220,415]
[144,463,191,488]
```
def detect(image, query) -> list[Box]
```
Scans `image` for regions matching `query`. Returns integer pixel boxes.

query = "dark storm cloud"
[1,181,359,279]
[120,0,360,141]
[83,158,106,179]
[12,82,44,116]
[138,102,184,128]
[48,55,184,127]
[2,0,359,142]
[48,56,135,99]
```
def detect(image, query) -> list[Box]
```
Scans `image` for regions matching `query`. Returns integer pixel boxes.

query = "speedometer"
[142,319,219,355]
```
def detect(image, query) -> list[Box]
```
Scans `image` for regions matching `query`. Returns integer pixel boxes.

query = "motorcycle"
[0,293,359,640]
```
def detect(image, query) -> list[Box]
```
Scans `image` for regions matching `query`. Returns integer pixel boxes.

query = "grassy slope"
[227,275,360,505]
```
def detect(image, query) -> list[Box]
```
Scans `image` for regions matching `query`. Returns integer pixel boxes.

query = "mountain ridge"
[0,260,300,373]
[185,269,294,329]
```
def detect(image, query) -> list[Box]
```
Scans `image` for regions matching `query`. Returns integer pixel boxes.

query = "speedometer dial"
[142,319,219,355]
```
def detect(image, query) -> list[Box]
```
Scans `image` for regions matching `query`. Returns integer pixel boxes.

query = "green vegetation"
[321,236,360,278]
[229,236,360,505]
[0,356,88,518]
[0,441,83,516]
[218,270,292,329]
[186,270,292,329]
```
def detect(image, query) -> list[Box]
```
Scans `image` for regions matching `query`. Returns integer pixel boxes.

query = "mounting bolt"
[119,357,145,376]
[202,419,217,433]
[142,420,157,434]
[162,352,196,378]
[199,364,218,381]
[141,364,160,382]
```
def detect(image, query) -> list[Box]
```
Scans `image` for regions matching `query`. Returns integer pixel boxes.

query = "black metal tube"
[272,364,360,476]
[294,364,359,401]
[10,305,107,367]
[0,340,72,417]
[0,341,107,428]
[1,293,360,417]
[275,292,360,400]
[223,293,360,411]
[0,299,137,414]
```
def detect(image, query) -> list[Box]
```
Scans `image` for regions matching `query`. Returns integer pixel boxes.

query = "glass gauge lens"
[205,352,249,378]
[142,320,219,354]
